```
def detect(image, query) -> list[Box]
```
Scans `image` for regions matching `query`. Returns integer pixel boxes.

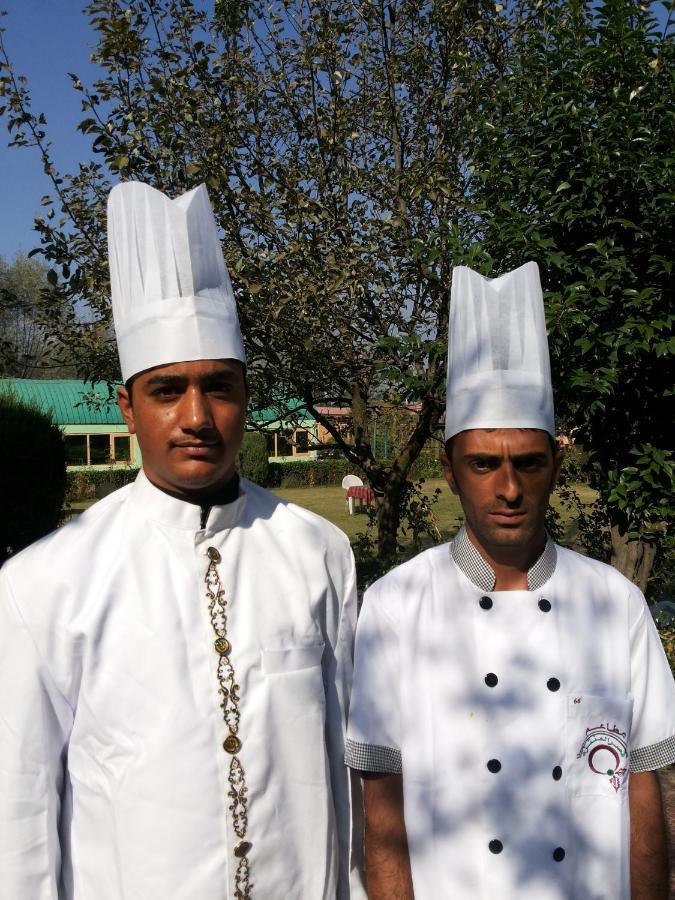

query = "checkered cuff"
[345,738,402,774]
[630,735,675,772]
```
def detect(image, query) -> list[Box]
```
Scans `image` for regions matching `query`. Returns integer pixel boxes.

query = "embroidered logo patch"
[577,723,628,792]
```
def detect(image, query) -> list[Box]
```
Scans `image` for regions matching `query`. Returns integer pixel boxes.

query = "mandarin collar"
[129,469,246,533]
[450,524,557,591]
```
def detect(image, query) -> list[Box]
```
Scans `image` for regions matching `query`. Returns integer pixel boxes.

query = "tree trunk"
[377,477,406,561]
[610,525,658,595]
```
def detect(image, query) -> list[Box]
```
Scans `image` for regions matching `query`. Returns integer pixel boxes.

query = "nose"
[182,387,213,432]
[495,462,522,506]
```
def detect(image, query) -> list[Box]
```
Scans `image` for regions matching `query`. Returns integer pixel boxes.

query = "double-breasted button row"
[485,760,562,780]
[483,672,560,692]
[478,596,553,612]
[488,841,565,861]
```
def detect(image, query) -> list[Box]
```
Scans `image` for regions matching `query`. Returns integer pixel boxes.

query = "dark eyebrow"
[144,374,186,387]
[511,452,549,464]
[462,453,500,463]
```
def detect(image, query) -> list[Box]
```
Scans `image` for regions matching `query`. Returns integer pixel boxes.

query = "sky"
[0,2,100,260]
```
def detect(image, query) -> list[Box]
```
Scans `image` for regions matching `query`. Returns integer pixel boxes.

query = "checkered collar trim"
[450,525,557,591]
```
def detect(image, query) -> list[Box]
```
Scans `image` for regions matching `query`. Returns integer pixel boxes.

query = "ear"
[442,452,460,496]
[550,445,564,491]
[117,386,137,435]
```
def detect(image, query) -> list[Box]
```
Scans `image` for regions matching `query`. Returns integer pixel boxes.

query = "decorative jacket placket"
[204,546,252,899]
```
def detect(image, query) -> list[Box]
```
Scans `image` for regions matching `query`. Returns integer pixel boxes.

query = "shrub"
[268,458,353,487]
[65,466,138,502]
[237,432,270,485]
[0,389,67,565]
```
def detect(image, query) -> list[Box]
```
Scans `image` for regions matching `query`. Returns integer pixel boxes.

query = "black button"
[547,677,561,692]
[485,673,499,688]
[489,839,503,854]
[552,766,562,781]
[538,598,551,612]
[479,596,493,610]
[553,847,565,862]
[487,759,502,773]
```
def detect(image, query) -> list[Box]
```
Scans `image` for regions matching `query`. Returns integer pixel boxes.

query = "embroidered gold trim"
[205,550,252,899]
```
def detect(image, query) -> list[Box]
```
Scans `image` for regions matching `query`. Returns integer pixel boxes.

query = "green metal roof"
[0,379,315,428]
[0,379,124,426]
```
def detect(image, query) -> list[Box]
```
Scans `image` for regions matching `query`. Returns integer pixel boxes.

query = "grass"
[65,479,598,550]
[272,479,598,548]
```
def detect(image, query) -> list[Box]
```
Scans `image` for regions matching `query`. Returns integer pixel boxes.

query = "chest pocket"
[566,693,633,798]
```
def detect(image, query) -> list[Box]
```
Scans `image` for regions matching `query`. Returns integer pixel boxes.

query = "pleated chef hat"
[108,181,245,383]
[445,261,554,440]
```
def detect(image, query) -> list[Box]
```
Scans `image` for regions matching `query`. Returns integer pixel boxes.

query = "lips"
[490,510,527,522]
[173,442,220,458]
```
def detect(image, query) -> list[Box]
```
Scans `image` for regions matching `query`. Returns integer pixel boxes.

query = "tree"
[0,388,66,565]
[0,253,57,377]
[458,0,674,589]
[0,0,509,560]
[1,1,671,584]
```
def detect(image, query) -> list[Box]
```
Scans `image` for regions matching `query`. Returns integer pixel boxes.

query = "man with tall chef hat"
[0,181,365,899]
[346,262,674,899]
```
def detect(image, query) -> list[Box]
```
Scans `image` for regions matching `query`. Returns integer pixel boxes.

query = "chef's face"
[444,428,562,559]
[117,359,248,497]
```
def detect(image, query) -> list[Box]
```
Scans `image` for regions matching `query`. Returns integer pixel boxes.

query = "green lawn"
[273,479,598,548]
[65,479,598,549]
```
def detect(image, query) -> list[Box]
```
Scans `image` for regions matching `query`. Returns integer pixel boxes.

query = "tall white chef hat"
[108,181,245,383]
[445,261,554,440]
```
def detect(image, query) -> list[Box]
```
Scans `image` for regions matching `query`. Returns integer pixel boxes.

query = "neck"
[466,525,547,591]
[147,471,240,507]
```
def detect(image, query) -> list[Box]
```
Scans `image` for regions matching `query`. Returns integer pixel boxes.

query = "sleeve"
[345,580,402,775]
[0,572,73,899]
[321,543,366,900]
[628,587,675,772]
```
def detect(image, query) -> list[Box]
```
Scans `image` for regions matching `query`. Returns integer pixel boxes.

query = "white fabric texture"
[445,262,555,439]
[0,473,365,900]
[108,181,245,381]
[347,542,675,900]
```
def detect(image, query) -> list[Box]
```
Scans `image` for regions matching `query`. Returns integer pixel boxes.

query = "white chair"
[341,474,364,515]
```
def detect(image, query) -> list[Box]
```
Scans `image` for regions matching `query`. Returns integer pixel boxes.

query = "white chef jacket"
[346,528,675,900]
[0,471,365,900]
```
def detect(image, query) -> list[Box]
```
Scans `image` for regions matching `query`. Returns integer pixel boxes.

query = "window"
[277,431,293,456]
[64,435,87,466]
[63,433,134,467]
[113,435,131,462]
[89,434,110,465]
[294,430,309,454]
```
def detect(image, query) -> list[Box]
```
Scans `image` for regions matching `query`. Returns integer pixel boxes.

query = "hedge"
[1,390,67,564]
[64,453,444,499]
[66,467,138,501]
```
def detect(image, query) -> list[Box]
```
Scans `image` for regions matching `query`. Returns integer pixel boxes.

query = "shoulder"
[554,544,647,616]
[1,484,132,591]
[364,544,450,618]
[240,478,352,555]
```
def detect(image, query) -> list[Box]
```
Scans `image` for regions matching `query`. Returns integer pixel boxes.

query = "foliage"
[0,0,508,559]
[459,0,674,582]
[268,457,353,488]
[1,1,672,576]
[0,253,75,377]
[236,431,269,486]
[65,465,137,502]
[0,388,66,565]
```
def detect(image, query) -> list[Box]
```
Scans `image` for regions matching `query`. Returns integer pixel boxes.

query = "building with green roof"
[1,379,320,469]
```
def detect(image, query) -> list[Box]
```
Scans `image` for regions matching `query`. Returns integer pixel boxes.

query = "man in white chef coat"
[0,182,364,899]
[346,262,675,899]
